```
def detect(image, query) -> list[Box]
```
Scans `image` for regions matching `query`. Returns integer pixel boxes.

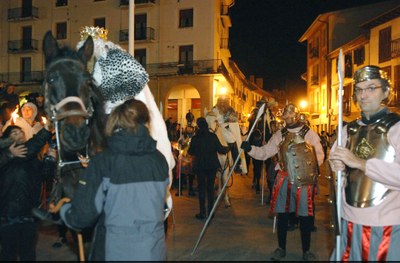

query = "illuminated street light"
[220,86,227,95]
[299,100,307,110]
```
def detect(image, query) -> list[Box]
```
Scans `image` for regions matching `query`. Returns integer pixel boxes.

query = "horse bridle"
[207,117,231,173]
[50,96,92,121]
[44,86,94,168]
[43,56,96,168]
[208,119,220,134]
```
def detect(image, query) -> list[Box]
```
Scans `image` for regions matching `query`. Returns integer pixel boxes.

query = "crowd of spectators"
[0,83,57,261]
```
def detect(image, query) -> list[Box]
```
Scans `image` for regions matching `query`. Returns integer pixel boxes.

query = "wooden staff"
[191,103,267,255]
[77,233,85,261]
[335,48,345,261]
[48,198,85,261]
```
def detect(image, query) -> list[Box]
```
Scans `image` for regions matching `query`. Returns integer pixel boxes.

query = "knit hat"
[21,102,38,122]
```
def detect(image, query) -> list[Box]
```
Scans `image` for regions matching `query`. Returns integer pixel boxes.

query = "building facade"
[299,0,400,133]
[0,0,273,124]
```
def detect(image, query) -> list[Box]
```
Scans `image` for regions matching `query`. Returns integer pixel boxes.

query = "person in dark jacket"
[60,98,169,261]
[0,138,27,168]
[0,125,55,261]
[249,128,264,194]
[3,85,19,109]
[188,117,229,220]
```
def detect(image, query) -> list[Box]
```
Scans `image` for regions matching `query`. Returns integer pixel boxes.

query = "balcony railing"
[0,71,44,84]
[8,7,39,21]
[221,5,229,15]
[135,0,156,5]
[220,38,229,49]
[146,59,222,77]
[8,39,39,53]
[120,0,155,7]
[119,28,155,42]
[0,60,222,83]
[391,38,400,58]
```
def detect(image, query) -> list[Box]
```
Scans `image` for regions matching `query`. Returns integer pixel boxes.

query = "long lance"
[260,106,267,205]
[335,48,345,261]
[178,117,183,197]
[191,102,267,255]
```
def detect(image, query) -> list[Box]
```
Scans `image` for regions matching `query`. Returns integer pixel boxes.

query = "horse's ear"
[43,31,59,66]
[203,107,208,117]
[77,36,94,65]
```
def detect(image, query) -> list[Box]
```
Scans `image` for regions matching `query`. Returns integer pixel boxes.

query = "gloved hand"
[241,141,252,152]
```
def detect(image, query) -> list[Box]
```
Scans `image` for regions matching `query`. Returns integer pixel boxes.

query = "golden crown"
[80,26,108,41]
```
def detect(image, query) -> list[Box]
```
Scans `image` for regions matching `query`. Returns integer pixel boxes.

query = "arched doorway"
[167,85,200,126]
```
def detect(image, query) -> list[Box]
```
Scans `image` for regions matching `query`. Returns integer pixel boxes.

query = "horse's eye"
[47,78,55,84]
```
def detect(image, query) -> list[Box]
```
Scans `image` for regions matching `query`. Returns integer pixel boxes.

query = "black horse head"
[42,31,107,156]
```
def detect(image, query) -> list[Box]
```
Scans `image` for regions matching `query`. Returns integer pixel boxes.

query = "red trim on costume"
[286,183,292,212]
[41,182,47,209]
[361,225,371,261]
[342,221,353,261]
[377,226,392,261]
[285,182,292,213]
[307,185,313,216]
[296,187,301,216]
[270,170,287,214]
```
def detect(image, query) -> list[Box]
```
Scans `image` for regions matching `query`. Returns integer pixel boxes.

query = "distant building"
[299,0,400,133]
[0,0,273,123]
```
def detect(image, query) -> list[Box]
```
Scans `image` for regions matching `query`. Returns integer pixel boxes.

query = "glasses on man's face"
[354,86,382,95]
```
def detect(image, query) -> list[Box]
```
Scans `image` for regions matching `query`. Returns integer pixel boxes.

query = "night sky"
[229,0,388,95]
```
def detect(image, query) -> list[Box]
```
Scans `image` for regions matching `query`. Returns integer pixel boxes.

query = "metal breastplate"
[345,113,400,208]
[278,126,319,186]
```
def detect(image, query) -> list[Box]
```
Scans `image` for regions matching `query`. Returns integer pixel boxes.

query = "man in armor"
[329,65,400,261]
[241,103,324,261]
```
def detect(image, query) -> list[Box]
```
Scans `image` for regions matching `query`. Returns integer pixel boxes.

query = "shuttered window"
[379,27,391,63]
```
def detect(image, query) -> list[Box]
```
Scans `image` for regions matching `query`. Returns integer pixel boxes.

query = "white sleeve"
[134,84,175,185]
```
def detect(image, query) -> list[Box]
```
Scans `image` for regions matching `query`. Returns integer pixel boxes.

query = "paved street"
[36,160,335,261]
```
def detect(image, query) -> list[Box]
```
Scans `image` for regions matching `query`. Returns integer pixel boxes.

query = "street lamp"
[299,100,308,111]
[219,86,227,95]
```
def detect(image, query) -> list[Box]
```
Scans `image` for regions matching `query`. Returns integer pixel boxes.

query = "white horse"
[205,110,231,207]
[211,105,248,175]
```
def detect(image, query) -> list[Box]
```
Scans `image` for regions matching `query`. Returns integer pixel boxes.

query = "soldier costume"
[329,65,400,261]
[241,104,324,261]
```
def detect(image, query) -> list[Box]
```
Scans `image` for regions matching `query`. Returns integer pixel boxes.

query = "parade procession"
[1,0,400,261]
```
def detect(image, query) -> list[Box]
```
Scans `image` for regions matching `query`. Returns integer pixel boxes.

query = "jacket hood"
[107,124,157,155]
[21,102,38,122]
